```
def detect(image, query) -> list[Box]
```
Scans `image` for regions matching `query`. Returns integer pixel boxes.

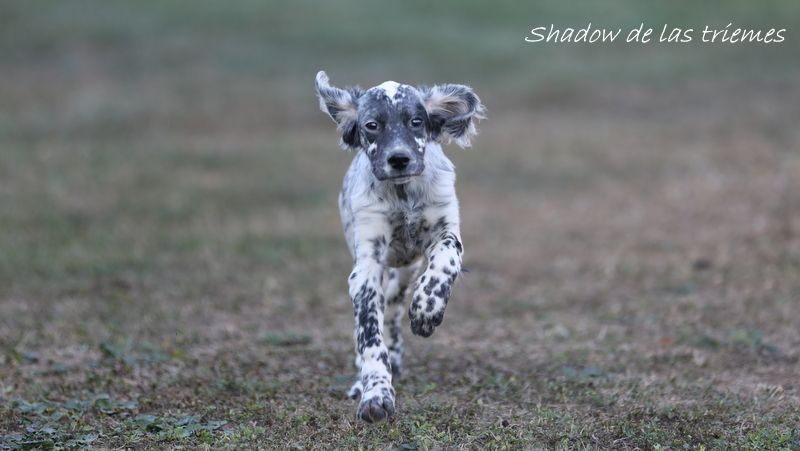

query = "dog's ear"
[315,71,363,149]
[420,84,485,148]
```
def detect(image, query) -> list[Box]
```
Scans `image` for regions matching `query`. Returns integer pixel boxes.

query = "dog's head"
[315,71,485,182]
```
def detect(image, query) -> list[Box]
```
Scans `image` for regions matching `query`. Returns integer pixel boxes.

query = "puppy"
[316,71,484,422]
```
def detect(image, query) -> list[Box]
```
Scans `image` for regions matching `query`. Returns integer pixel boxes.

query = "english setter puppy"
[315,71,484,423]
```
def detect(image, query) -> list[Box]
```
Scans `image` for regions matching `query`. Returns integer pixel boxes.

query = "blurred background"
[1,1,799,448]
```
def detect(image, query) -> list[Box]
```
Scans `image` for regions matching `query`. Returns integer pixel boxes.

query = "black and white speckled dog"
[315,71,484,423]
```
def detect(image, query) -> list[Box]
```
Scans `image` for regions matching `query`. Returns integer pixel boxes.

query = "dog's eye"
[364,121,379,131]
[409,118,423,128]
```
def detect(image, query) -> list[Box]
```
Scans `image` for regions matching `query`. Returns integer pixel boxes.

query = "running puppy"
[315,71,484,423]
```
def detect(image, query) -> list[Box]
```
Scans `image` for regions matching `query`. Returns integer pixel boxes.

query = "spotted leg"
[409,227,463,337]
[346,229,396,423]
[382,261,422,377]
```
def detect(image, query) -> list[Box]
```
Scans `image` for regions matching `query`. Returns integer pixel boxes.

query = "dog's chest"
[384,197,428,267]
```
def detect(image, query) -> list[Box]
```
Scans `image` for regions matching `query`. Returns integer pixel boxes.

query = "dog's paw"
[408,271,452,337]
[408,290,448,338]
[357,394,395,423]
[409,307,445,337]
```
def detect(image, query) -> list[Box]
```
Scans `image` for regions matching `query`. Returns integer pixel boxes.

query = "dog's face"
[315,71,484,182]
[356,82,428,181]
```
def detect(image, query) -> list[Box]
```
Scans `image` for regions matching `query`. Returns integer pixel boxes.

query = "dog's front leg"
[347,217,395,422]
[409,219,463,338]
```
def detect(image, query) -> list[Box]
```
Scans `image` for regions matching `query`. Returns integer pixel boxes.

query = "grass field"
[1,1,799,449]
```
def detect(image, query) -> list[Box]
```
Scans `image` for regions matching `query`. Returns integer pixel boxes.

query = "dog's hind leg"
[382,260,422,377]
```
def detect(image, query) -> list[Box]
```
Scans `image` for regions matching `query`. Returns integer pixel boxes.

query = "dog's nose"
[387,153,411,170]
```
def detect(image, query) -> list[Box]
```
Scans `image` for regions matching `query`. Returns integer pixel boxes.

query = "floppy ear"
[315,71,363,149]
[421,84,485,148]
